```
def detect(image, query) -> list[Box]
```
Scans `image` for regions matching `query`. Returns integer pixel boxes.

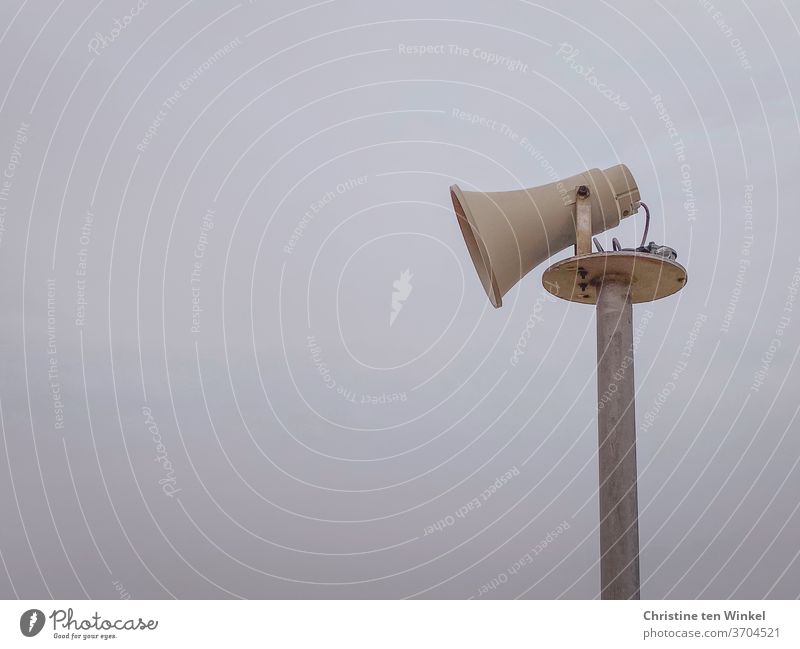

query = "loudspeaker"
[451,164,640,307]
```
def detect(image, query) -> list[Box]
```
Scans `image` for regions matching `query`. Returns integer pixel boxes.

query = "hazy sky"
[0,0,798,599]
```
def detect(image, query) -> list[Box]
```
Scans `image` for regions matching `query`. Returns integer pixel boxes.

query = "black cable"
[639,201,651,248]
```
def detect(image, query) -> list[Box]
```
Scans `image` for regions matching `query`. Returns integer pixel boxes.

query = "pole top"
[541,251,687,304]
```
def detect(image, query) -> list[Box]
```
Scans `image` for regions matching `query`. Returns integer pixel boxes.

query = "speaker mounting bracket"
[551,186,687,304]
[574,185,593,257]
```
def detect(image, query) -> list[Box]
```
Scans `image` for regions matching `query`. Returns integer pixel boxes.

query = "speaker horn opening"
[451,184,502,307]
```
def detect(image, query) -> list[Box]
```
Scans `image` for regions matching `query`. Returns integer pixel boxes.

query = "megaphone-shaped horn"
[451,164,640,307]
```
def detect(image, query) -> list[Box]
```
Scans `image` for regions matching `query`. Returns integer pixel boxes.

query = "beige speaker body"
[451,164,640,307]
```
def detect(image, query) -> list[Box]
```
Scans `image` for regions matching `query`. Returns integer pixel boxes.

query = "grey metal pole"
[596,277,641,599]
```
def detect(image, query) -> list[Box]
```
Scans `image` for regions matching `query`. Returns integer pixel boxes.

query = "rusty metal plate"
[541,251,687,304]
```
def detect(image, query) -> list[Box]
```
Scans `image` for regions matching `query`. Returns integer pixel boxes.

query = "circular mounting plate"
[541,251,687,304]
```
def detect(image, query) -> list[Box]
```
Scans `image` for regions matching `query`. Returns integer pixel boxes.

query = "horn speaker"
[451,164,640,307]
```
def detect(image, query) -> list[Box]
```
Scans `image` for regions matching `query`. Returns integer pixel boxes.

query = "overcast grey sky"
[0,0,798,599]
